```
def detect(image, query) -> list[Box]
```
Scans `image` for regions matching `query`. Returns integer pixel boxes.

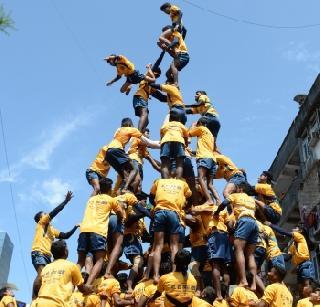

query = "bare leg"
[123,162,137,192]
[32,265,44,299]
[87,250,106,285]
[160,157,171,179]
[212,261,223,300]
[89,178,100,196]
[127,255,144,292]
[170,233,180,272]
[120,82,132,94]
[77,251,86,271]
[223,182,236,199]
[85,254,94,274]
[207,175,221,204]
[152,232,164,283]
[170,61,179,85]
[234,239,248,287]
[138,108,149,132]
[175,157,184,179]
[198,167,213,203]
[142,250,154,281]
[245,244,257,291]
[105,233,124,278]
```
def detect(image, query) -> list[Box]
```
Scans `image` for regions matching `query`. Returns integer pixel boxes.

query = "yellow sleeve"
[150,180,158,195]
[2,296,15,305]
[188,126,201,137]
[255,183,268,195]
[160,84,173,95]
[230,288,245,305]
[128,194,138,206]
[181,124,189,138]
[111,198,122,213]
[39,214,51,225]
[227,194,235,203]
[51,226,60,238]
[129,127,143,138]
[261,284,276,305]
[143,285,156,298]
[184,182,192,198]
[71,263,84,286]
[110,279,121,296]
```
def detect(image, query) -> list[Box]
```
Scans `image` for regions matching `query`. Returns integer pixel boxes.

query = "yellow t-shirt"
[255,183,282,214]
[0,296,17,307]
[297,297,313,307]
[69,290,85,307]
[143,284,164,307]
[89,145,110,177]
[188,126,215,160]
[256,221,267,249]
[191,95,218,117]
[264,225,282,260]
[133,279,154,303]
[96,277,121,306]
[169,5,181,23]
[189,215,207,247]
[227,193,256,221]
[115,55,135,76]
[135,80,156,101]
[160,121,188,145]
[31,214,60,256]
[158,272,197,307]
[150,178,192,215]
[160,84,184,108]
[289,232,310,265]
[212,299,229,307]
[261,283,293,307]
[38,259,83,306]
[214,153,241,181]
[230,286,258,306]
[107,127,142,150]
[80,194,121,237]
[83,294,100,307]
[191,296,212,307]
[128,137,149,165]
[171,31,188,53]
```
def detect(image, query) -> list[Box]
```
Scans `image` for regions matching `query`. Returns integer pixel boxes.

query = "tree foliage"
[0,4,14,35]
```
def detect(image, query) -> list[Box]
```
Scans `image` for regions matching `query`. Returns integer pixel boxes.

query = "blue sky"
[1,0,320,302]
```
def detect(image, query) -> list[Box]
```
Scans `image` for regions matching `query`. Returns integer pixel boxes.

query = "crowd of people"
[1,3,320,307]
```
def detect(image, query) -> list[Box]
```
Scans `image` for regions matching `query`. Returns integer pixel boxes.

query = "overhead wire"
[0,108,31,292]
[182,0,320,29]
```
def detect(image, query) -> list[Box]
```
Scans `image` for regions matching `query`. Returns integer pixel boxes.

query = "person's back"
[227,192,256,221]
[158,271,196,307]
[160,120,187,145]
[107,126,142,150]
[261,282,292,307]
[37,258,83,306]
[230,285,258,306]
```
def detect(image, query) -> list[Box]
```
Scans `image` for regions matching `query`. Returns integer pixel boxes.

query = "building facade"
[0,232,14,287]
[269,74,320,285]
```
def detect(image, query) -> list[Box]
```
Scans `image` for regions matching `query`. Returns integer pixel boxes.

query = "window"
[302,137,310,162]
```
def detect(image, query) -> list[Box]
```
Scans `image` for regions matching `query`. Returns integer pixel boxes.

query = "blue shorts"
[153,210,181,234]
[234,217,258,244]
[297,260,314,283]
[192,245,208,263]
[85,169,102,184]
[171,105,187,125]
[77,232,107,253]
[228,173,247,185]
[126,70,145,84]
[133,95,148,116]
[269,254,285,271]
[105,148,131,175]
[123,234,143,262]
[175,52,190,71]
[255,246,266,269]
[207,232,231,263]
[108,214,124,235]
[203,114,221,138]
[196,158,217,176]
[160,142,185,159]
[264,206,281,224]
[31,251,51,270]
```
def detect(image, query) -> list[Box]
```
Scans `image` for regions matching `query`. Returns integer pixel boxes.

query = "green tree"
[0,4,14,34]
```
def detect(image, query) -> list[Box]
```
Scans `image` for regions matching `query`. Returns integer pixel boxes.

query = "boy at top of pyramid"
[157,25,189,86]
[160,2,187,39]
[104,55,156,95]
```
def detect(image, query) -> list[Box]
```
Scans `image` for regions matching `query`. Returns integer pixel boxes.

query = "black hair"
[174,249,191,276]
[81,272,89,284]
[196,90,207,95]
[220,282,228,298]
[235,181,248,190]
[117,273,128,291]
[162,25,173,32]
[202,286,215,304]
[169,111,181,122]
[121,117,133,127]
[262,171,273,183]
[106,54,117,63]
[246,271,254,287]
[273,265,287,281]
[152,67,161,76]
[160,3,171,11]
[144,127,150,133]
[34,211,43,223]
[99,178,113,193]
[51,240,67,260]
[160,260,172,275]
[197,117,208,127]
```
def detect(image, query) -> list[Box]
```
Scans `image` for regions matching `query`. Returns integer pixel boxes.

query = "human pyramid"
[5,3,316,307]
